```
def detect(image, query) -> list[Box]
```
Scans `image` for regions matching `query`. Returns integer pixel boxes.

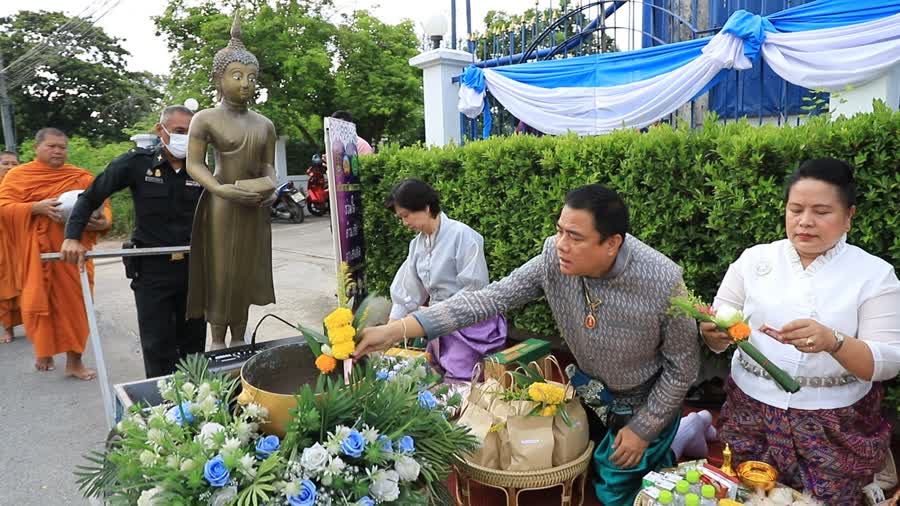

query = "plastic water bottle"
[656,490,674,505]
[700,485,717,506]
[674,480,691,506]
[685,470,702,495]
[684,492,700,506]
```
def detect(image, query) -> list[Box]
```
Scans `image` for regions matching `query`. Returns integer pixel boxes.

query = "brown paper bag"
[457,364,503,468]
[501,400,554,471]
[552,399,590,465]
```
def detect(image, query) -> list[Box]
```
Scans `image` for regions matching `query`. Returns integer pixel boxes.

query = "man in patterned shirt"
[356,184,700,505]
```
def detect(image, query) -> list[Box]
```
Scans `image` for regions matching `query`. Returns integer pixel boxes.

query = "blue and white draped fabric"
[457,0,900,136]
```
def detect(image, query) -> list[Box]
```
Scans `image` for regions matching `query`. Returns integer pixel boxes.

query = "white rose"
[369,469,401,502]
[209,486,237,506]
[200,422,225,438]
[137,487,161,506]
[715,304,741,324]
[395,455,421,482]
[139,450,158,468]
[180,459,195,472]
[300,443,330,474]
[197,382,212,400]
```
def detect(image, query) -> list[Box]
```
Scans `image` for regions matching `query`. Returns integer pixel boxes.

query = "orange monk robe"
[0,174,22,331]
[0,161,112,358]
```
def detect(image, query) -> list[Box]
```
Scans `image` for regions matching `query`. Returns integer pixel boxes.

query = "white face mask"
[162,125,189,159]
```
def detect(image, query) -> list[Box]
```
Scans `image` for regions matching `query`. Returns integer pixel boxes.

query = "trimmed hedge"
[361,104,900,340]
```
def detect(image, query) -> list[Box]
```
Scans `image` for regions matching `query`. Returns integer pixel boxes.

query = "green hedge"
[361,104,900,339]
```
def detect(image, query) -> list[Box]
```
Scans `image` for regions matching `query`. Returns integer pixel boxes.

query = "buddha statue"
[186,11,276,349]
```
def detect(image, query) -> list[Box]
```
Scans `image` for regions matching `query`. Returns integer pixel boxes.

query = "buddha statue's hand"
[213,183,265,206]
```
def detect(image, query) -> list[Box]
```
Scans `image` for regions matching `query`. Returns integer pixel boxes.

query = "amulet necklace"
[581,277,602,329]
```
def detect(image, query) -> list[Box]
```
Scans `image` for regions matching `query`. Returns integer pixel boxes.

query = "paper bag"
[500,400,555,472]
[552,399,590,466]
[457,402,501,468]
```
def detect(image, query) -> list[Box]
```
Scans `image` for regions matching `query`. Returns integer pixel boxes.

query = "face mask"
[162,125,189,159]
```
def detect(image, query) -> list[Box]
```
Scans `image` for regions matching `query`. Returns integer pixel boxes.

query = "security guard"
[61,105,205,378]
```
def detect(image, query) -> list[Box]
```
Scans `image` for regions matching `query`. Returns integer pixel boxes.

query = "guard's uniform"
[65,147,205,378]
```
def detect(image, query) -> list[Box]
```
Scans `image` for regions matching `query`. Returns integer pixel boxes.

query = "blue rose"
[357,497,375,506]
[340,429,366,458]
[378,435,393,453]
[203,455,230,487]
[255,435,280,459]
[287,479,317,506]
[165,401,194,425]
[376,370,389,380]
[418,391,437,410]
[398,435,415,454]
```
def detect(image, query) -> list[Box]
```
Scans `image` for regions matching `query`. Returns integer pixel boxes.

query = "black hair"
[0,150,18,160]
[35,127,68,145]
[384,178,441,218]
[563,184,630,241]
[332,110,353,123]
[785,157,857,208]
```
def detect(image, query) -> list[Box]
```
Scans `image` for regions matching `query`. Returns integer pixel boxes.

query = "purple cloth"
[426,314,507,381]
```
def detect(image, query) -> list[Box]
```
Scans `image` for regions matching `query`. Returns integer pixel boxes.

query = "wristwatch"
[830,329,846,354]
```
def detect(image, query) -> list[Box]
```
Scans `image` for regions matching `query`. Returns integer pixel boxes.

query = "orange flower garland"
[727,322,752,342]
[315,354,337,374]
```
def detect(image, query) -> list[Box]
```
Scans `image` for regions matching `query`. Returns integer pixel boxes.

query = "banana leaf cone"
[737,340,801,393]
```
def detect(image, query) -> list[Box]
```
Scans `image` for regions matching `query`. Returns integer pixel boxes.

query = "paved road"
[0,216,338,505]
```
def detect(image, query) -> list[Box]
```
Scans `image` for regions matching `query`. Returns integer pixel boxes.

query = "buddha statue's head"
[212,12,259,104]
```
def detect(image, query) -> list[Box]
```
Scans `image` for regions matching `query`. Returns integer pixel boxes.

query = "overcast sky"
[1,0,537,76]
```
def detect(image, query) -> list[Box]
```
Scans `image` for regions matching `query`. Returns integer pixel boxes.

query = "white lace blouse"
[389,213,490,321]
[714,236,900,410]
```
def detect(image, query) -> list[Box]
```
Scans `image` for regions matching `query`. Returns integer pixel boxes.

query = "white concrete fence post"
[409,48,479,147]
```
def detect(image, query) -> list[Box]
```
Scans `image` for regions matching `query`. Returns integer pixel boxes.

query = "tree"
[0,10,163,145]
[334,11,423,146]
[154,0,424,151]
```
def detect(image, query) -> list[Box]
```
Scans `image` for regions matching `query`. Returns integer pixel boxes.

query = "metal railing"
[41,246,191,430]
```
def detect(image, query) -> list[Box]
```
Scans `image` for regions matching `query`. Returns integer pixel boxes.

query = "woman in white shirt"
[701,158,900,505]
[386,179,507,380]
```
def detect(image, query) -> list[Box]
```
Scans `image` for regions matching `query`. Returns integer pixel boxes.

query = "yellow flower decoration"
[332,341,356,360]
[324,308,353,331]
[528,382,566,405]
[540,405,558,417]
[328,325,356,345]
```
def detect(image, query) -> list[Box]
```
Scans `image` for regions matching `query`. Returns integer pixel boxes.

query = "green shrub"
[361,104,900,342]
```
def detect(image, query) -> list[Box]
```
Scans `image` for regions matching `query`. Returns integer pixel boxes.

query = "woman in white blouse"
[701,158,900,505]
[386,179,507,380]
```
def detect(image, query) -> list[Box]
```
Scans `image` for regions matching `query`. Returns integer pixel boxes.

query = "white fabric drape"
[761,13,900,90]
[460,14,900,135]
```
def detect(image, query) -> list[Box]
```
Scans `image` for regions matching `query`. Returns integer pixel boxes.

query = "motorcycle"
[271,180,305,223]
[306,154,330,216]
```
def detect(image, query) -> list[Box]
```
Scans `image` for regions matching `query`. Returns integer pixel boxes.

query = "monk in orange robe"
[0,150,23,343]
[0,129,112,379]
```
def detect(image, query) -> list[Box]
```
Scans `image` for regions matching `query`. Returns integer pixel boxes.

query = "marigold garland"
[315,354,337,374]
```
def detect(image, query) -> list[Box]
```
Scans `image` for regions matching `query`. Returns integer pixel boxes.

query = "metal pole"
[451,0,457,50]
[40,246,192,431]
[80,268,115,431]
[0,51,17,154]
[466,0,474,53]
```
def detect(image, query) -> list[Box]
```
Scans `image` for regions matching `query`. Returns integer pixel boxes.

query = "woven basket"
[453,441,594,489]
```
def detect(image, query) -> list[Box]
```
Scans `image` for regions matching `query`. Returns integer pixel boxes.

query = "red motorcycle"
[306,154,330,216]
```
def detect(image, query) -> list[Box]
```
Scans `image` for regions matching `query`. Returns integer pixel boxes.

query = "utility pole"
[0,50,17,154]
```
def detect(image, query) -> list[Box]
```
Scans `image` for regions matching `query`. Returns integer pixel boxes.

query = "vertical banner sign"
[324,118,367,309]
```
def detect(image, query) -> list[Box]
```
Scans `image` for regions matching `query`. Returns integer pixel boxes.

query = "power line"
[2,0,123,91]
